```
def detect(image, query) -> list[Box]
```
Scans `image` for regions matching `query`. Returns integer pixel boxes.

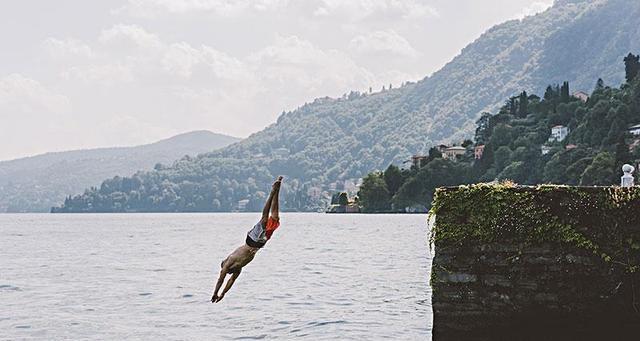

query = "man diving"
[211,176,283,303]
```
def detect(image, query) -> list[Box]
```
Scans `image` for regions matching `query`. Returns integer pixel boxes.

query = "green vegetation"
[0,131,239,213]
[358,56,640,212]
[52,0,640,213]
[430,183,640,337]
[430,183,640,274]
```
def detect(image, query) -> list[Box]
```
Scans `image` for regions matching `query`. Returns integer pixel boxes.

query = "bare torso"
[222,244,259,273]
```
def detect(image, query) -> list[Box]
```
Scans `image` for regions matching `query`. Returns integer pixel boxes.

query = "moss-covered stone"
[430,184,640,340]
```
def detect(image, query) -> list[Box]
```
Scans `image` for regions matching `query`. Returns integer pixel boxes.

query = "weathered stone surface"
[431,185,640,340]
[444,273,477,283]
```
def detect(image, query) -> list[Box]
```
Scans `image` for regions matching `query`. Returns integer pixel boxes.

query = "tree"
[393,176,426,209]
[474,112,493,144]
[427,147,442,162]
[518,91,529,118]
[383,164,404,197]
[543,151,569,184]
[565,157,593,186]
[507,96,518,116]
[560,81,570,102]
[614,135,631,176]
[338,192,349,206]
[497,161,527,183]
[580,152,615,185]
[544,85,556,102]
[357,172,391,212]
[624,53,640,83]
[490,124,512,149]
[493,146,512,171]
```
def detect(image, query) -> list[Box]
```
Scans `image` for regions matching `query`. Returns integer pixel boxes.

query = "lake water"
[1,213,432,340]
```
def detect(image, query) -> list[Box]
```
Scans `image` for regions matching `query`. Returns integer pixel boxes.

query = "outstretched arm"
[261,177,282,223]
[261,187,276,223]
[270,176,282,220]
[211,266,228,302]
[215,270,241,303]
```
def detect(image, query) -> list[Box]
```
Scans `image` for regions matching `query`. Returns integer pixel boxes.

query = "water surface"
[1,213,432,340]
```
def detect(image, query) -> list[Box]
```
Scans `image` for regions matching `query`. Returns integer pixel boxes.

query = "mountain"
[0,131,240,212]
[53,0,640,213]
[357,59,640,212]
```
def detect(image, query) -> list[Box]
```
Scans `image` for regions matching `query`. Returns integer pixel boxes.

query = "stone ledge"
[430,184,640,340]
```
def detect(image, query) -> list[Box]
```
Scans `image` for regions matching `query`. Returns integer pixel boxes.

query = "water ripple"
[0,213,432,340]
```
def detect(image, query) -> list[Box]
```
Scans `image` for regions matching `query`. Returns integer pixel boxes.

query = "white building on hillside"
[549,125,569,142]
[442,146,466,161]
[573,91,589,102]
[628,124,640,136]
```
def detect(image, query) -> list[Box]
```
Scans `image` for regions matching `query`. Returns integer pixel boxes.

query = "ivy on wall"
[430,183,640,274]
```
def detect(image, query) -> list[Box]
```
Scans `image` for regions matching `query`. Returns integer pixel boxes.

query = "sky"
[0,0,554,161]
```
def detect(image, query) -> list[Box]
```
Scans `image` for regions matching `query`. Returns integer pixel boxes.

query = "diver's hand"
[216,293,225,302]
[273,176,283,189]
[211,294,218,303]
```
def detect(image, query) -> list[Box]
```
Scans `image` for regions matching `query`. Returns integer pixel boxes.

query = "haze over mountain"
[0,131,239,212]
[55,0,640,213]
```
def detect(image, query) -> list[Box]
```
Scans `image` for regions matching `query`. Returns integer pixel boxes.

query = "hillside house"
[442,146,466,160]
[411,155,429,169]
[541,145,552,155]
[343,178,361,193]
[474,145,485,160]
[628,124,640,136]
[436,144,449,153]
[573,91,589,102]
[236,199,249,211]
[549,125,569,142]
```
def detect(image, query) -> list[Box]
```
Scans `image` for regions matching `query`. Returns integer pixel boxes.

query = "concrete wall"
[430,185,640,340]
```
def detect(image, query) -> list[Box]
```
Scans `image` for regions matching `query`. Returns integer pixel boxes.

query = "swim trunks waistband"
[246,235,266,248]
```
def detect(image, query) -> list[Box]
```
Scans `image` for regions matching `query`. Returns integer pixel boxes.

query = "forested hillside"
[53,0,640,213]
[358,56,640,212]
[0,131,239,212]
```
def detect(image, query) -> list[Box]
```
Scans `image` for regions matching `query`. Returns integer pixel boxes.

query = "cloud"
[37,24,381,143]
[249,35,376,93]
[313,0,439,21]
[0,74,74,160]
[52,24,250,86]
[42,38,94,59]
[0,73,70,113]
[349,30,419,58]
[516,1,553,19]
[116,0,438,23]
[62,64,134,85]
[99,24,163,50]
[52,25,375,94]
[115,0,290,17]
[160,42,202,78]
